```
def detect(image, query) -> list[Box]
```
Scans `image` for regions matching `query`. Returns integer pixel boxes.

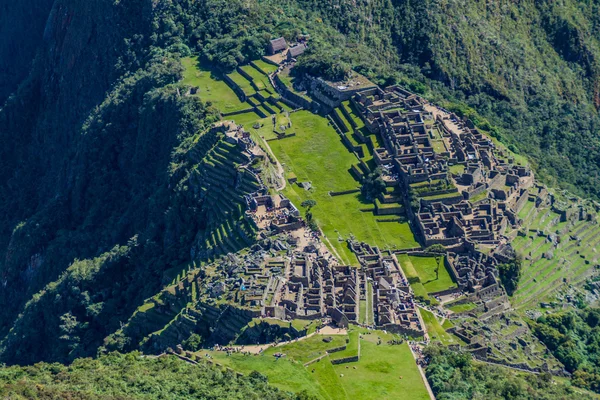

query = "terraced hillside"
[106,247,321,354]
[190,137,261,259]
[510,187,600,309]
[182,58,418,265]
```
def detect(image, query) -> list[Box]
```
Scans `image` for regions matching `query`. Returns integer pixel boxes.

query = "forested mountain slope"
[0,352,297,399]
[1,0,600,368]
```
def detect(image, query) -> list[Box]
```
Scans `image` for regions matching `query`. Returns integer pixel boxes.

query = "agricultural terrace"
[227,70,257,96]
[181,57,250,114]
[240,65,272,91]
[195,326,429,400]
[511,196,600,309]
[447,302,477,313]
[253,59,279,74]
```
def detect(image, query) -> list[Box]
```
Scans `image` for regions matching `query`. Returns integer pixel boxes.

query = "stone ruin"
[349,241,424,335]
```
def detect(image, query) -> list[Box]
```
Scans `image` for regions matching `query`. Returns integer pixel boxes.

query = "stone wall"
[223,74,246,102]
[273,74,314,110]
[330,355,359,365]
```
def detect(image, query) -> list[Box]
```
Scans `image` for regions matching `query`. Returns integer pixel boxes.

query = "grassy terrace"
[509,200,600,309]
[270,110,418,264]
[194,326,429,400]
[447,302,477,313]
[420,191,461,201]
[419,308,463,346]
[181,57,250,114]
[253,59,278,74]
[227,71,256,96]
[399,254,456,294]
[240,65,272,91]
[341,101,384,149]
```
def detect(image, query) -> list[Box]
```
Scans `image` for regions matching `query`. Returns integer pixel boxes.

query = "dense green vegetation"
[0,352,302,399]
[499,256,524,296]
[360,167,386,202]
[531,308,600,393]
[425,346,593,399]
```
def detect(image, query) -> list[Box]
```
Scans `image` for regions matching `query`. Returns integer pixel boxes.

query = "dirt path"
[323,235,344,262]
[258,136,286,191]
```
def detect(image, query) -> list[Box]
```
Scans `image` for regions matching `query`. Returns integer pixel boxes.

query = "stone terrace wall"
[273,74,315,110]
[223,74,246,102]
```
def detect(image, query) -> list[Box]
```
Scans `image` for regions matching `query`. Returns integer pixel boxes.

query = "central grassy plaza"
[181,57,418,264]
[268,111,418,264]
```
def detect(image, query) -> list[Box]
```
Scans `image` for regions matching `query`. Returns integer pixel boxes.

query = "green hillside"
[2,0,600,397]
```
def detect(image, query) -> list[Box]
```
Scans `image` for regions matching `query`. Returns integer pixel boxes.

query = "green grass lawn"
[203,351,328,399]
[264,334,348,364]
[330,340,429,400]
[441,319,454,330]
[447,302,477,313]
[181,57,250,114]
[366,281,374,325]
[469,191,488,202]
[431,140,447,154]
[409,255,456,293]
[227,71,256,96]
[359,300,367,324]
[253,59,279,74]
[397,254,437,304]
[420,308,463,346]
[196,326,429,400]
[448,164,465,175]
[269,110,418,264]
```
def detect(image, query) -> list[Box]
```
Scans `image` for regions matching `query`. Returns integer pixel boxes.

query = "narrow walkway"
[256,135,286,191]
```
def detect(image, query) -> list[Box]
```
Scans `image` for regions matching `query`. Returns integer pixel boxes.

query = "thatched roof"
[287,43,307,59]
[269,37,287,53]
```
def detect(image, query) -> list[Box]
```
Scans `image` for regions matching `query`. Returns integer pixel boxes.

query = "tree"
[301,199,317,210]
[182,333,203,351]
[305,211,319,232]
[498,255,523,296]
[361,167,386,202]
